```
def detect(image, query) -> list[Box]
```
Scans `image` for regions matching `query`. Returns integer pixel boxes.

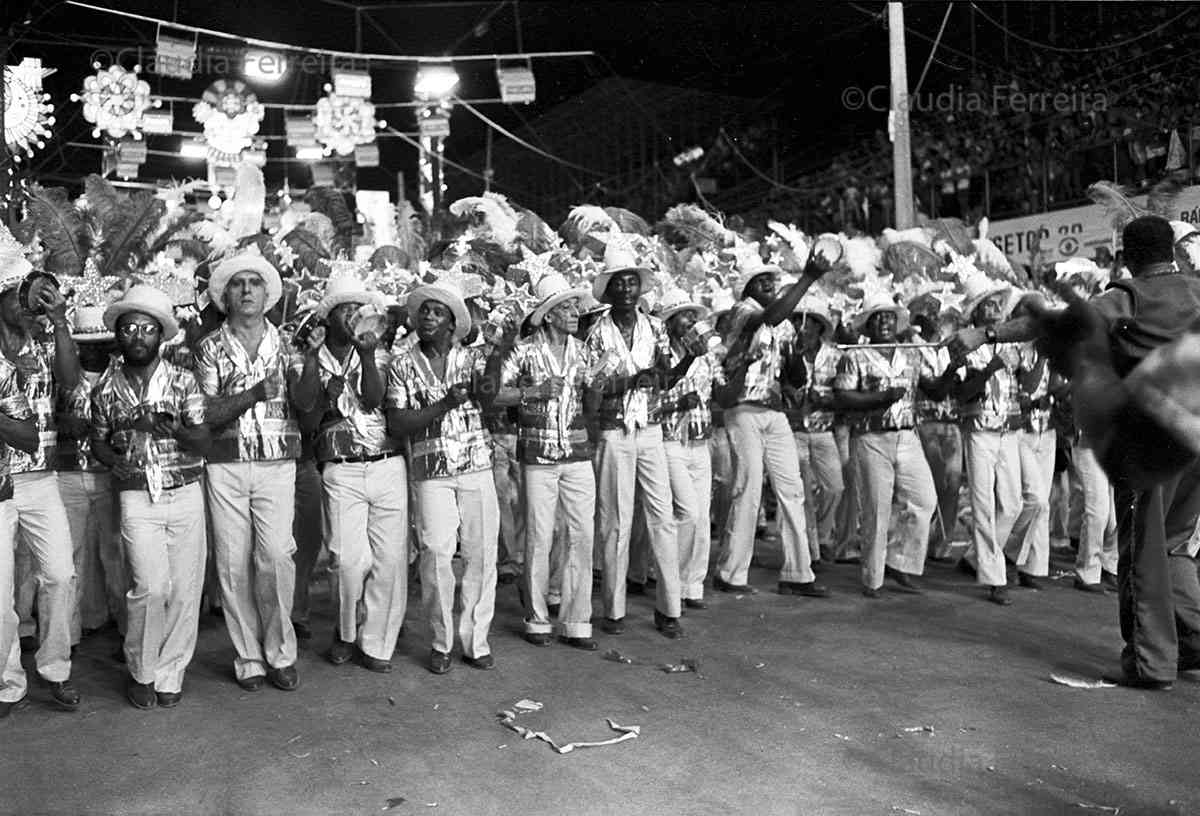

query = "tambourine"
[18,271,68,315]
[348,303,389,342]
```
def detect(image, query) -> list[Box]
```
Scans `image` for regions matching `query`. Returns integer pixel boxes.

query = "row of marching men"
[0,233,1113,717]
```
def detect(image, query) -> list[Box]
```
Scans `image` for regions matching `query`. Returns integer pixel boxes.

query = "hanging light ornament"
[191,78,264,163]
[312,83,385,157]
[3,58,56,163]
[71,63,159,141]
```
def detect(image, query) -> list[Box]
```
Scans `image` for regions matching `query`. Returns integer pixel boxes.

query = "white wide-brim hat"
[732,261,783,300]
[656,289,710,324]
[530,273,589,327]
[209,252,283,314]
[318,273,385,319]
[961,280,1011,321]
[792,300,834,339]
[592,238,655,303]
[406,281,472,341]
[103,284,181,342]
[851,292,909,334]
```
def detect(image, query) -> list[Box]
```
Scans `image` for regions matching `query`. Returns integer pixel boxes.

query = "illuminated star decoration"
[3,58,57,162]
[312,85,385,156]
[71,63,158,141]
[192,79,264,163]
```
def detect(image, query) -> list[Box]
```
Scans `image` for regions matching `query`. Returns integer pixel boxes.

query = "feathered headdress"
[660,204,732,253]
[449,192,520,249]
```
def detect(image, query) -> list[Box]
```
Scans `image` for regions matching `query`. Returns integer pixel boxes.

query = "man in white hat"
[834,293,953,597]
[194,248,322,692]
[783,297,844,565]
[89,285,211,709]
[950,277,1030,606]
[386,278,499,673]
[713,249,831,598]
[493,272,597,649]
[57,302,124,645]
[656,289,723,610]
[584,239,698,638]
[304,273,407,674]
[0,241,83,711]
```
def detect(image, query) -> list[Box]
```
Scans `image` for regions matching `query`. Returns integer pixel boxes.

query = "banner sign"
[989,185,1200,264]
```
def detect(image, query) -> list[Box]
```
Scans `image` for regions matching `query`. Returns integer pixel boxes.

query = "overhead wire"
[452,97,605,176]
[969,3,1195,55]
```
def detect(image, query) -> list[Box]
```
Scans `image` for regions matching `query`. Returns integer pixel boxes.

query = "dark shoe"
[862,586,881,599]
[155,691,182,708]
[1101,673,1173,691]
[547,603,561,618]
[886,566,923,594]
[49,680,80,711]
[428,650,452,675]
[683,598,708,610]
[266,665,300,691]
[328,637,355,666]
[523,632,552,647]
[626,580,646,596]
[653,611,684,639]
[237,675,265,692]
[19,636,37,654]
[463,653,495,670]
[835,556,861,565]
[1074,578,1106,594]
[360,655,392,673]
[1178,654,1200,673]
[987,586,1012,606]
[956,559,977,579]
[601,617,625,635]
[778,580,830,598]
[811,559,827,573]
[127,681,156,710]
[559,636,598,651]
[292,621,313,640]
[0,699,24,719]
[1017,572,1042,591]
[713,575,755,593]
[1101,571,1119,593]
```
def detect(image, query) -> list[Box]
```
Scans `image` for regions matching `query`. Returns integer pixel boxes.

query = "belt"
[322,451,401,466]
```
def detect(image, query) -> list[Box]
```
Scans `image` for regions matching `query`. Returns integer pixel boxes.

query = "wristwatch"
[984,326,998,345]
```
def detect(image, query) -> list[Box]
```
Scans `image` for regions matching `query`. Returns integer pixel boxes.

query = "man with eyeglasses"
[90,285,211,709]
[194,249,321,692]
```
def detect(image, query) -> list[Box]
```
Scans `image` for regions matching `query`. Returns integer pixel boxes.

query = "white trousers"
[206,460,298,681]
[1006,429,1056,577]
[414,469,498,659]
[0,502,26,702]
[523,461,594,638]
[12,471,73,683]
[962,430,1023,587]
[794,431,845,562]
[323,456,408,661]
[1072,437,1118,583]
[852,430,936,589]
[492,433,526,574]
[718,405,814,586]
[59,470,121,639]
[665,439,713,601]
[120,483,206,693]
[596,425,681,619]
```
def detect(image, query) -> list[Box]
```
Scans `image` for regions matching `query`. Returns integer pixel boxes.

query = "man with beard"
[0,245,82,711]
[194,249,321,692]
[90,285,211,709]
[307,274,406,674]
[386,279,498,674]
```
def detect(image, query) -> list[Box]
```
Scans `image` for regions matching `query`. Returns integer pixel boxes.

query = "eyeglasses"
[118,323,161,338]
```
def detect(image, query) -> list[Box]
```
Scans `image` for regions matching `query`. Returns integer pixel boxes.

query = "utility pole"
[888,2,914,228]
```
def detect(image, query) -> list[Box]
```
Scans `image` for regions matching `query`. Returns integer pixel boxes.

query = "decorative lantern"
[192,78,265,163]
[3,58,56,162]
[312,84,385,157]
[72,63,159,141]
